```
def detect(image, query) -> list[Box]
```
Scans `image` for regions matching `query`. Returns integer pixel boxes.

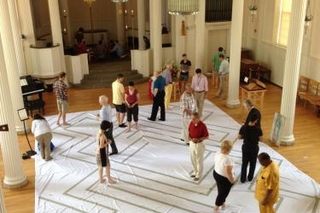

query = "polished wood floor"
[1,78,320,213]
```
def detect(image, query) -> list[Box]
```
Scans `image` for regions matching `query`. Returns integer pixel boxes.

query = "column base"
[226,98,240,109]
[280,134,295,146]
[3,176,28,189]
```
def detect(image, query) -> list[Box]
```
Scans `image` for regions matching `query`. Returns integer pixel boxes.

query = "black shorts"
[114,103,126,113]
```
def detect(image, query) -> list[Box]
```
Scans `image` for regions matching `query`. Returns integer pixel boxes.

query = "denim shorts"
[179,73,189,81]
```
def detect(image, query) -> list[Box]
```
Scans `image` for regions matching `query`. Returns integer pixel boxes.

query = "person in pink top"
[191,68,208,117]
[125,81,140,132]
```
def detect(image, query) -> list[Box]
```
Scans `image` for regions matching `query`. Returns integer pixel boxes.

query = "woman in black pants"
[213,140,236,212]
[125,81,140,132]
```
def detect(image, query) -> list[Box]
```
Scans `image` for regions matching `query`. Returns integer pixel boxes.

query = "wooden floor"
[1,77,320,213]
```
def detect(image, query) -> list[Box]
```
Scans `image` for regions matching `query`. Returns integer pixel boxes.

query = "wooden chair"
[299,79,320,109]
[297,76,310,104]
[172,81,181,101]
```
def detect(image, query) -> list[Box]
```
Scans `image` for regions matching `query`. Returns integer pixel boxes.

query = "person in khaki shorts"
[53,72,70,126]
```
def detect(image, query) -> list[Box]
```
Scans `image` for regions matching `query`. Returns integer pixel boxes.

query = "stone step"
[83,69,138,78]
[82,71,142,81]
[76,60,148,89]
[75,77,149,89]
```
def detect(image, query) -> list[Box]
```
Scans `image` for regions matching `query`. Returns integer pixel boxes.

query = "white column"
[194,0,205,69]
[48,0,66,72]
[116,3,125,45]
[7,0,27,76]
[0,0,26,133]
[150,0,162,71]
[0,35,28,189]
[226,0,244,108]
[137,0,146,50]
[59,0,72,46]
[280,0,308,145]
[16,0,36,74]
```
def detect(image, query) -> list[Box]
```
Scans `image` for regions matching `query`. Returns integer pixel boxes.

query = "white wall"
[242,0,320,86]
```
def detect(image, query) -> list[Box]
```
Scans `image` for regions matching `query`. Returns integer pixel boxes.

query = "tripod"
[18,108,37,157]
[23,120,37,156]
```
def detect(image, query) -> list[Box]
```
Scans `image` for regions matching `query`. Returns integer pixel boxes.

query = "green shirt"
[212,51,223,72]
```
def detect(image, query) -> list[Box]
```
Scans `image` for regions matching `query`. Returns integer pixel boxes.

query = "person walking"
[125,81,140,132]
[53,72,70,126]
[191,68,208,117]
[162,63,173,109]
[213,140,235,212]
[180,83,197,145]
[96,95,118,155]
[179,53,192,92]
[238,114,263,183]
[255,152,280,213]
[31,114,53,161]
[188,112,209,181]
[212,47,224,88]
[148,71,166,121]
[112,74,127,127]
[215,54,229,100]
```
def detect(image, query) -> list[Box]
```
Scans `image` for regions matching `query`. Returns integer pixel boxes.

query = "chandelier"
[84,0,96,6]
[167,0,199,16]
[111,0,129,3]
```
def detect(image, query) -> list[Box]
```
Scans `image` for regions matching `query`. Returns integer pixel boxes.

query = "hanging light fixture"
[111,0,129,3]
[84,0,96,6]
[167,0,199,16]
[305,0,313,28]
[249,0,258,22]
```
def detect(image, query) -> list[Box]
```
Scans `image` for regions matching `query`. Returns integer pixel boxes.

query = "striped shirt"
[180,92,197,118]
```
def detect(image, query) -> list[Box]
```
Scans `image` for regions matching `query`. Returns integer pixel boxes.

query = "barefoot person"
[112,74,127,128]
[125,81,140,132]
[53,72,70,126]
[213,140,235,212]
[96,121,117,184]
[96,95,118,155]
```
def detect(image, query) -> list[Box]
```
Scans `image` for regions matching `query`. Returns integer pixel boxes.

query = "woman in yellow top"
[255,152,279,213]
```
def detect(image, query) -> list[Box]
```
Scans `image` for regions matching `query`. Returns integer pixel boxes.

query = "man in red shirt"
[188,112,209,181]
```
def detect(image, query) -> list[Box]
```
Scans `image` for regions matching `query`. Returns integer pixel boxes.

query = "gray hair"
[99,95,108,104]
[244,99,254,107]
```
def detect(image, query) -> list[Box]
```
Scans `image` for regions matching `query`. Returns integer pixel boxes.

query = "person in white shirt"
[31,114,53,161]
[215,54,229,100]
[213,140,235,212]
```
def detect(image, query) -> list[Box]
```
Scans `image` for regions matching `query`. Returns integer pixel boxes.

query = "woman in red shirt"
[125,81,140,132]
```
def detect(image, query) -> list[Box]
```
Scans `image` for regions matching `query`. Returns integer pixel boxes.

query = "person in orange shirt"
[255,152,280,213]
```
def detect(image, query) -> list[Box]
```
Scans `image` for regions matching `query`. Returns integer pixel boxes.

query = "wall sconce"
[249,2,258,22]
[304,0,313,34]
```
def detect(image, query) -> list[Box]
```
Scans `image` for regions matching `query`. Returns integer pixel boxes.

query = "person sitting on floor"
[94,40,107,60]
[108,40,124,59]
